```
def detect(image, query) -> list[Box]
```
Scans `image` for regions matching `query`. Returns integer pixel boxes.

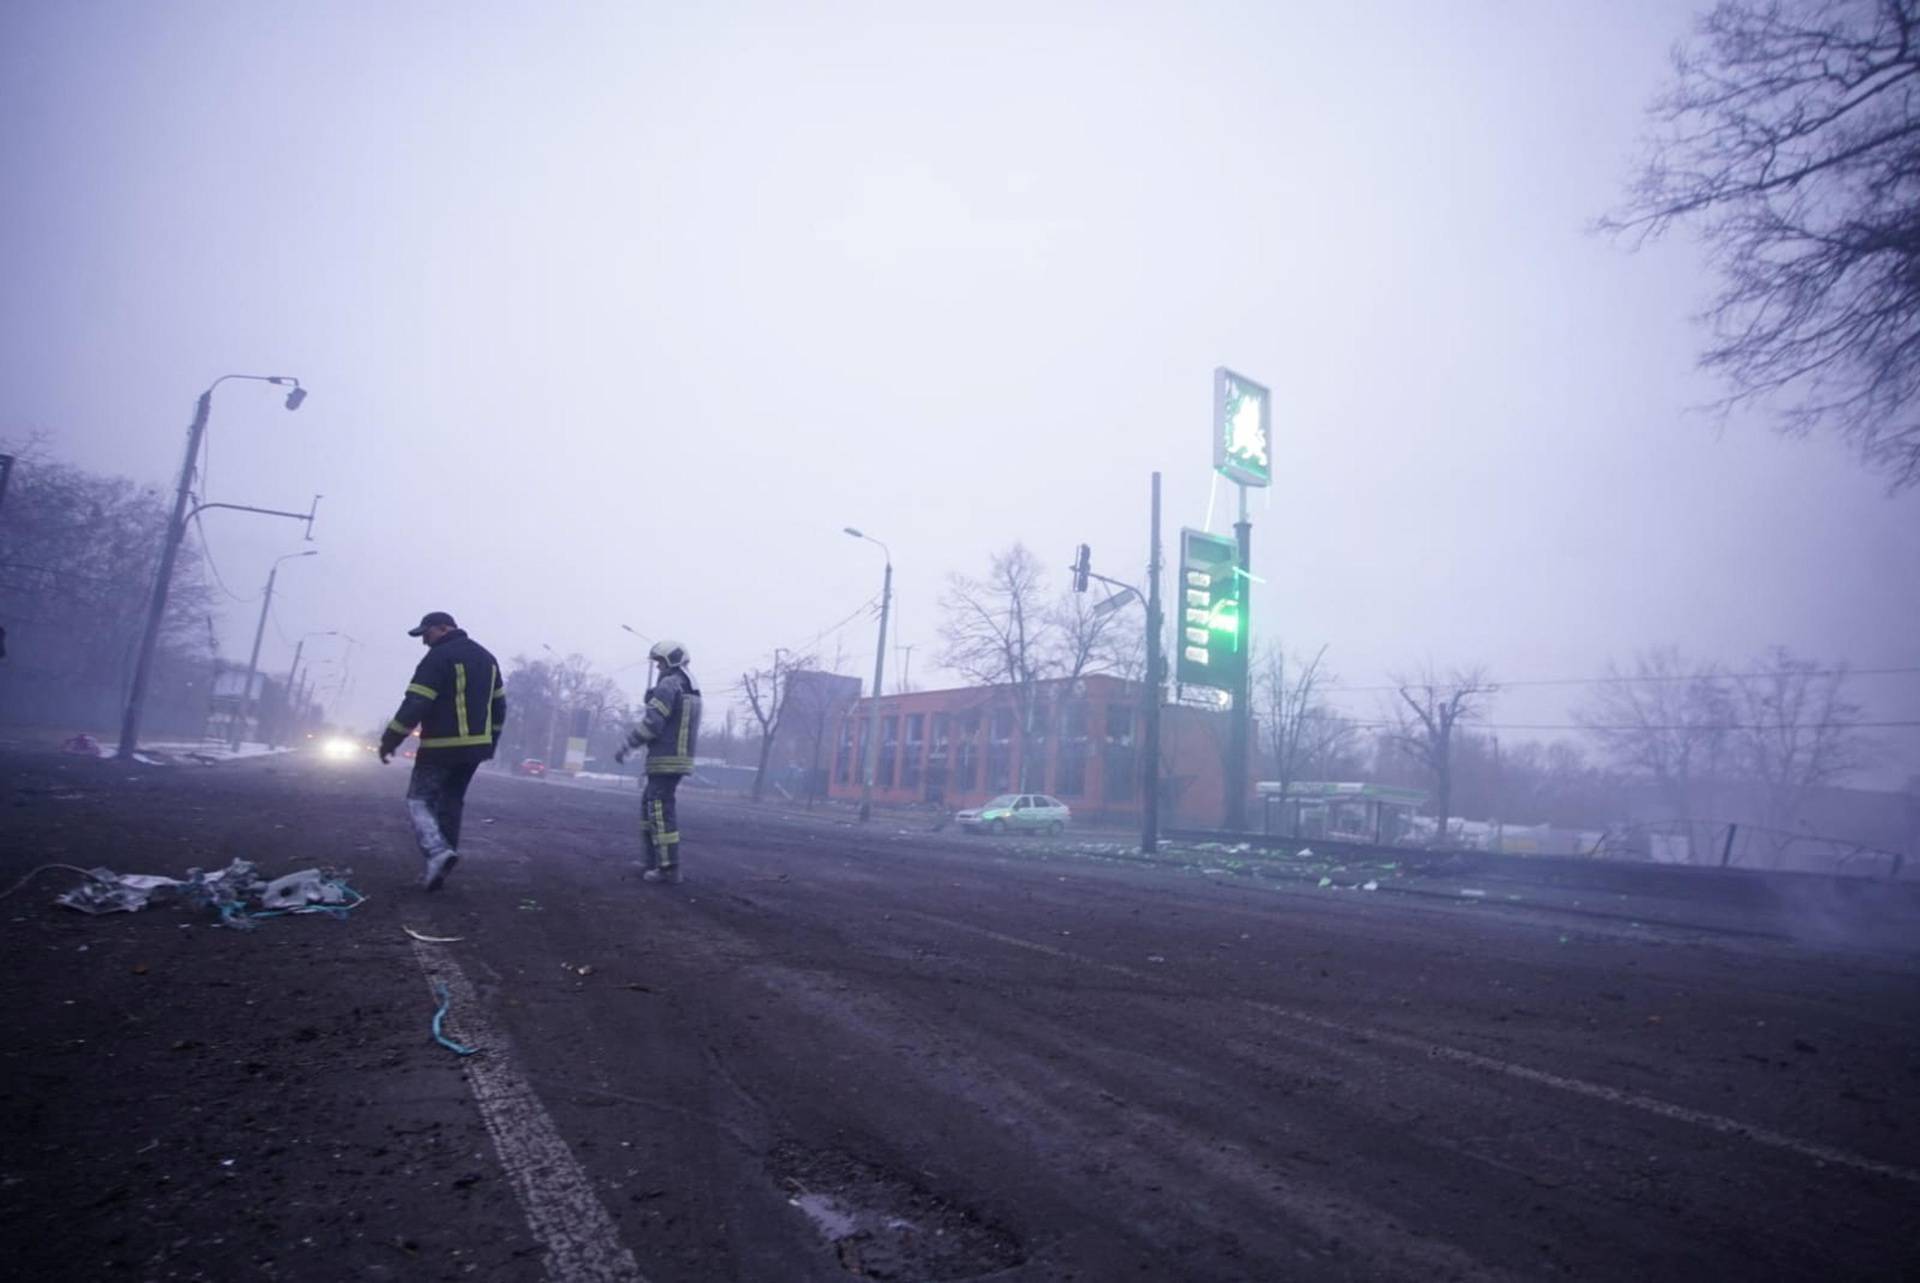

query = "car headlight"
[321,737,358,760]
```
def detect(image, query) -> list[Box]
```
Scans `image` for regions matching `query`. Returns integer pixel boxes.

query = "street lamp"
[231,550,318,749]
[844,527,892,822]
[118,374,309,758]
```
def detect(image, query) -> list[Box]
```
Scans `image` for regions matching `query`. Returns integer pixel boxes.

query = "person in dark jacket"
[615,639,701,884]
[378,611,506,890]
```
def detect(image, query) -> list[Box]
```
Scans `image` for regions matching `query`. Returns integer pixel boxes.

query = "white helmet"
[649,639,690,668]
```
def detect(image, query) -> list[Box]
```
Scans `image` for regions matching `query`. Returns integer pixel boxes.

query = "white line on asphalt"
[915,915,1920,1188]
[409,939,649,1283]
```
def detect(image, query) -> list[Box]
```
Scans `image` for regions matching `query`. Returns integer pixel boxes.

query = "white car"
[956,793,1072,836]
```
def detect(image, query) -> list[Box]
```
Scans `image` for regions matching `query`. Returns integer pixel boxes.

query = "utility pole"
[862,561,893,820]
[1143,471,1164,854]
[844,528,892,822]
[120,392,214,758]
[233,551,316,749]
[117,375,308,759]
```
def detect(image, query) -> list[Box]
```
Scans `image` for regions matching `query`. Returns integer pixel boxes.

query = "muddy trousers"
[407,760,480,862]
[639,774,683,871]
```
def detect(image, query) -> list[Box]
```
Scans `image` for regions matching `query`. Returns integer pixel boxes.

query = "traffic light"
[1175,527,1242,691]
[1071,543,1091,593]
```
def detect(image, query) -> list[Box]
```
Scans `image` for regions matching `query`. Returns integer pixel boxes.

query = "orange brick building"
[826,673,1245,826]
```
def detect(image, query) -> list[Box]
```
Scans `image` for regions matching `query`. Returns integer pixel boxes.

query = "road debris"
[403,926,465,944]
[37,858,364,926]
[430,980,478,1056]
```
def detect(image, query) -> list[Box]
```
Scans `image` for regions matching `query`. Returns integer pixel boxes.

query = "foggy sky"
[3,1,1916,782]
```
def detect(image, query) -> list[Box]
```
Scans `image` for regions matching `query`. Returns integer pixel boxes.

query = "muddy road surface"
[2,748,1915,1281]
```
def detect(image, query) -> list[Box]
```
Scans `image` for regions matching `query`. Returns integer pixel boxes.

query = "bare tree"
[501,652,621,768]
[0,442,218,734]
[1728,647,1877,858]
[1048,588,1143,681]
[940,543,1055,789]
[1255,642,1343,825]
[1578,647,1733,861]
[739,650,815,801]
[1603,0,1920,491]
[1386,666,1496,847]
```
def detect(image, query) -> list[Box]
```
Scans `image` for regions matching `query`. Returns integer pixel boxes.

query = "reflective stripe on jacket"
[626,668,701,775]
[384,630,506,763]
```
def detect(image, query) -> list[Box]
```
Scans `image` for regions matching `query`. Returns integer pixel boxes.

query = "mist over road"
[3,749,1915,1281]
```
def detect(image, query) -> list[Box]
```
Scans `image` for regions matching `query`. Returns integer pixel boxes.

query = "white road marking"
[914,914,1920,1188]
[410,939,649,1282]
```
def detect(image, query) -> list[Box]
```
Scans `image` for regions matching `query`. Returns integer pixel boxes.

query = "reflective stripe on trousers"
[641,775,682,868]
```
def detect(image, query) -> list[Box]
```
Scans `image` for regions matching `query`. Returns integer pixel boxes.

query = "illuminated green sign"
[1213,366,1271,488]
[1175,527,1243,691]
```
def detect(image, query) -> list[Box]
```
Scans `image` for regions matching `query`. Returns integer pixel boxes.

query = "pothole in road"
[771,1142,1023,1279]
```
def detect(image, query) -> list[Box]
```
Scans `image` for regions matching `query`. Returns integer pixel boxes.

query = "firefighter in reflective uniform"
[615,639,701,883]
[377,611,506,891]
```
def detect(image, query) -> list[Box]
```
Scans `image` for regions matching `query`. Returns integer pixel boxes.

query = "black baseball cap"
[407,611,458,637]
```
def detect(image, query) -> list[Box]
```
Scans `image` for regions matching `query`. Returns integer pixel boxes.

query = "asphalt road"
[2,748,1916,1282]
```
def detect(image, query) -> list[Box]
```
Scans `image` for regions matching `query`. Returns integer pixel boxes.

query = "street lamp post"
[234,553,320,752]
[275,629,338,747]
[541,642,560,766]
[844,528,892,822]
[118,375,308,759]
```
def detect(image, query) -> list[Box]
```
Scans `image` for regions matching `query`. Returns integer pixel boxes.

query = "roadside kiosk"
[1257,780,1428,845]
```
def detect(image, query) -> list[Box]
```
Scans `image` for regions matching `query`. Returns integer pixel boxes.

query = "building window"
[1020,697,1053,792]
[1056,699,1089,797]
[901,713,925,790]
[987,707,1014,792]
[926,712,950,801]
[1103,703,1137,802]
[879,714,899,788]
[955,711,980,792]
[836,717,855,784]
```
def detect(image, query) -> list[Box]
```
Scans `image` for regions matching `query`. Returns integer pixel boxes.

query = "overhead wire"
[1316,665,1920,695]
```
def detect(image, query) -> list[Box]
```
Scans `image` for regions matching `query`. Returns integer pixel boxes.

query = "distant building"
[769,669,863,800]
[828,672,1244,825]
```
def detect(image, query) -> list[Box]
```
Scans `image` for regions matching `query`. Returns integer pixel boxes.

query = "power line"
[775,593,881,664]
[1318,665,1920,695]
[1301,711,1920,733]
[188,505,254,604]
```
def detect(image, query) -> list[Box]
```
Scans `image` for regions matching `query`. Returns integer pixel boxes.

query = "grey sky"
[4,1,1916,779]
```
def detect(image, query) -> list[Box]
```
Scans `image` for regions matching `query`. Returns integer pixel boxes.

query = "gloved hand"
[613,746,627,765]
[378,731,402,765]
[378,745,393,765]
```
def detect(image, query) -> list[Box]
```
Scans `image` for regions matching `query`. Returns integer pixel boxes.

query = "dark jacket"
[380,630,506,764]
[625,667,701,775]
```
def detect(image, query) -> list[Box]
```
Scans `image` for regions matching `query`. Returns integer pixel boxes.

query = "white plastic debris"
[258,868,353,911]
[1361,880,1379,891]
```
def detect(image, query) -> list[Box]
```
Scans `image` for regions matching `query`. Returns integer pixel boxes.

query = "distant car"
[515,758,547,777]
[956,793,1071,836]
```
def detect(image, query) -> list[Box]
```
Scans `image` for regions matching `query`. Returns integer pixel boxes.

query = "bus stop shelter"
[1258,780,1428,844]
